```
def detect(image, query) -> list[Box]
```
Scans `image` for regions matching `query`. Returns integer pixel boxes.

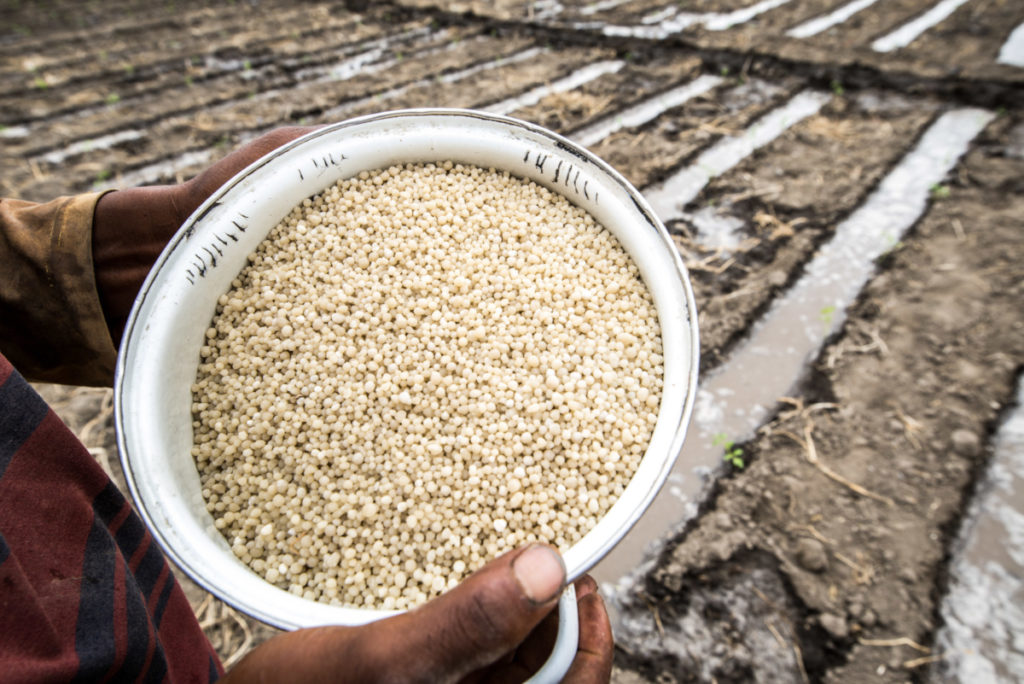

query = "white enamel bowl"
[115,109,699,642]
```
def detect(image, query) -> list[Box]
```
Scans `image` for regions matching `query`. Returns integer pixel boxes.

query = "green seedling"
[242,59,252,71]
[105,93,120,105]
[819,304,836,327]
[830,80,845,96]
[33,75,48,89]
[92,170,112,189]
[713,433,745,469]
[930,183,951,200]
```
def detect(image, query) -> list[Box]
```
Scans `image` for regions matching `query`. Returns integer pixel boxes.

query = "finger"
[180,125,321,218]
[470,603,560,684]
[564,575,614,684]
[510,599,561,675]
[471,574,613,684]
[360,544,567,683]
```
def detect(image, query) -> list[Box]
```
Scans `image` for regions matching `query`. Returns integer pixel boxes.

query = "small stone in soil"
[795,537,828,573]
[819,613,849,640]
[950,428,981,456]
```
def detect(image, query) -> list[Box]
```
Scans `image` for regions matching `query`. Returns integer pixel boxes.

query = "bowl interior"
[115,109,699,630]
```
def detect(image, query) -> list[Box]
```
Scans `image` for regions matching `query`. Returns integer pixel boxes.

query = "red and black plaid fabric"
[0,353,222,683]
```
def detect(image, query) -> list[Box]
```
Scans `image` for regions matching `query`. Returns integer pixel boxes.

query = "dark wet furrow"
[4,21,448,155]
[0,9,407,124]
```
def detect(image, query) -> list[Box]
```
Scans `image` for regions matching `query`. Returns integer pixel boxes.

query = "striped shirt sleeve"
[0,355,222,683]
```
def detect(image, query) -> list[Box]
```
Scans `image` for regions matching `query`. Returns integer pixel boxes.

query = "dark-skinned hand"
[221,544,613,683]
[92,126,319,345]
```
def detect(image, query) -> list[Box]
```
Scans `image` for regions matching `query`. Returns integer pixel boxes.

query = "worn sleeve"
[0,193,117,387]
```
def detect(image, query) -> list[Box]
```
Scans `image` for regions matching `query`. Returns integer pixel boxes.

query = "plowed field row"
[4,1,1023,682]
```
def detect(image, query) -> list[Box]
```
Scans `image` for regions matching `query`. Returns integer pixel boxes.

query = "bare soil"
[4,1,1023,681]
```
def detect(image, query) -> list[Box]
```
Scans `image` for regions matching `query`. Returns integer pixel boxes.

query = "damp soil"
[5,1,1024,681]
[610,112,1024,683]
[682,89,939,367]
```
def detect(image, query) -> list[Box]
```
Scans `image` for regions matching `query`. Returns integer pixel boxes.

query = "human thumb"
[362,544,567,683]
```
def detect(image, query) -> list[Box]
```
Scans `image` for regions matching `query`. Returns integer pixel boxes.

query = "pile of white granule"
[191,162,663,610]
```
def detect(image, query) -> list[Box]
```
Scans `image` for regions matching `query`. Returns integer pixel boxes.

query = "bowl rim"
[115,107,700,628]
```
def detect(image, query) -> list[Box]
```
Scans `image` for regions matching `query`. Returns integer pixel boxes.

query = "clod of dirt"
[818,613,849,641]
[795,537,828,573]
[950,427,982,456]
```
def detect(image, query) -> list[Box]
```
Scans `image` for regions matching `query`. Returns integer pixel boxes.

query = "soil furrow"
[5,42,616,200]
[4,21,444,154]
[0,14,426,126]
[611,110,1024,684]
[586,75,802,192]
[0,0,301,66]
[508,53,704,134]
[3,31,533,199]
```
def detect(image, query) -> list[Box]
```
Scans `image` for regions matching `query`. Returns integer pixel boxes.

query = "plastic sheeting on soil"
[998,23,1024,67]
[594,106,995,590]
[643,89,830,230]
[571,74,723,148]
[786,0,882,39]
[485,59,624,115]
[871,0,974,52]
[933,374,1024,683]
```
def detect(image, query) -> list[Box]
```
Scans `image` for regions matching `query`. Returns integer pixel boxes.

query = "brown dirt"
[612,111,1024,682]
[5,1,1024,681]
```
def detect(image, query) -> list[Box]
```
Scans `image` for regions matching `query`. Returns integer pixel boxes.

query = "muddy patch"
[611,112,1024,683]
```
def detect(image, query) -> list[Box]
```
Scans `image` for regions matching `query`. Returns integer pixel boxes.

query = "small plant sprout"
[819,304,836,327]
[105,93,120,105]
[830,79,845,96]
[713,433,745,469]
[930,183,951,199]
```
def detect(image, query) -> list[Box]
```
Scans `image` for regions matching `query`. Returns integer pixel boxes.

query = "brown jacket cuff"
[0,192,117,386]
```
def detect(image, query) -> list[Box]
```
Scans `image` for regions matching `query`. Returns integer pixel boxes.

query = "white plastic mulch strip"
[105,149,219,191]
[601,0,793,37]
[997,22,1024,67]
[703,0,793,31]
[594,107,995,587]
[436,46,543,83]
[571,74,723,148]
[578,0,633,15]
[601,13,698,39]
[293,26,434,83]
[484,59,625,115]
[934,374,1024,682]
[102,47,544,189]
[871,0,973,52]
[40,130,144,166]
[643,89,831,225]
[786,0,882,39]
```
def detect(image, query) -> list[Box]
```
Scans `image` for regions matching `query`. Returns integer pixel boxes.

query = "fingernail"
[513,544,566,605]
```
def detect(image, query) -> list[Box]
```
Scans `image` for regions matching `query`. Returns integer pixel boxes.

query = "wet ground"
[4,0,1024,681]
